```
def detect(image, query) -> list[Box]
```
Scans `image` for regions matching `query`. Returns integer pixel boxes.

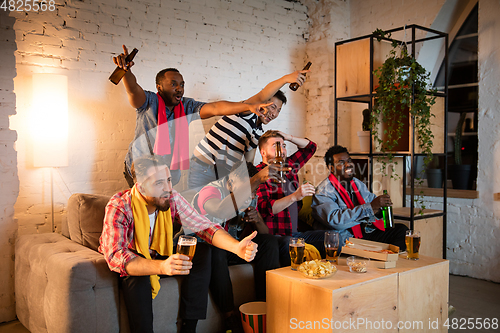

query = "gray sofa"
[15,193,256,333]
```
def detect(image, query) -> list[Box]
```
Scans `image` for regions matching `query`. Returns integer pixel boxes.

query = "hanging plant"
[371,29,437,177]
[371,29,438,214]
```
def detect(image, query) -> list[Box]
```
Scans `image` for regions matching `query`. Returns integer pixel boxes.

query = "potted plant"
[449,112,471,189]
[426,155,443,188]
[357,108,371,152]
[371,29,437,179]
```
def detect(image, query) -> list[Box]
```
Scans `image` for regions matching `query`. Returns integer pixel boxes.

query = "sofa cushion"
[16,233,119,333]
[66,193,111,251]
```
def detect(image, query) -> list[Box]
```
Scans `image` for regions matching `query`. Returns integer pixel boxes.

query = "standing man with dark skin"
[113,45,271,187]
[311,145,408,250]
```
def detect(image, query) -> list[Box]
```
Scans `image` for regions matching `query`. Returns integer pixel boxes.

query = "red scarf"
[153,93,189,170]
[328,174,385,238]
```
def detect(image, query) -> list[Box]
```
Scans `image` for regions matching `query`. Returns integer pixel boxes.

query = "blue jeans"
[188,157,231,190]
[187,157,217,190]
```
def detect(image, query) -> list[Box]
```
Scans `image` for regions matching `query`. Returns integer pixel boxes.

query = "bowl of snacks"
[298,259,337,279]
[346,256,369,273]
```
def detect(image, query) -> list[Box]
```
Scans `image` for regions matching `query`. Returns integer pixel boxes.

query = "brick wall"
[473,0,500,282]
[10,0,309,234]
[303,0,350,184]
[5,0,310,321]
[0,10,20,323]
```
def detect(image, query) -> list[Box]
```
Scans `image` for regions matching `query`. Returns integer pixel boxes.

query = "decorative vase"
[357,131,371,152]
[426,169,443,188]
[380,106,410,152]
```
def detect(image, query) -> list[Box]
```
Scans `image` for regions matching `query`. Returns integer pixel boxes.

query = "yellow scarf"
[131,185,173,299]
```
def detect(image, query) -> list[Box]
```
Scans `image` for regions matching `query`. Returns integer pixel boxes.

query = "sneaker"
[224,313,244,333]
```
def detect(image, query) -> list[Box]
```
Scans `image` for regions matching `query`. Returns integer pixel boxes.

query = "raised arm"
[199,100,271,119]
[278,131,310,149]
[113,45,146,109]
[244,70,310,105]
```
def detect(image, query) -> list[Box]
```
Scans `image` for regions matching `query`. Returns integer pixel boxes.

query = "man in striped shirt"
[99,155,258,333]
[188,70,310,189]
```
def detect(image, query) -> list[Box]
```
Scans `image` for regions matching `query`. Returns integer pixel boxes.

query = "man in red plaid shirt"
[99,155,258,333]
[255,130,326,266]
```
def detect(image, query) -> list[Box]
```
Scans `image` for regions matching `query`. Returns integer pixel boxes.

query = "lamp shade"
[32,74,68,167]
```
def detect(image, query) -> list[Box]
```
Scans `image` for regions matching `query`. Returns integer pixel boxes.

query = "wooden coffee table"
[266,255,449,332]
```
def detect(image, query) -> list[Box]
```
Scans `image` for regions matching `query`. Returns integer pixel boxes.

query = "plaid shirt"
[98,189,222,277]
[255,140,317,236]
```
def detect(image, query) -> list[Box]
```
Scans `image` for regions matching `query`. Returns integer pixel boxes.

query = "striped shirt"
[98,189,222,277]
[194,113,263,168]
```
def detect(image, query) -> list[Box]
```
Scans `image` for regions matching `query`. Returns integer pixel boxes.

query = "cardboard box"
[342,238,399,262]
[373,260,397,269]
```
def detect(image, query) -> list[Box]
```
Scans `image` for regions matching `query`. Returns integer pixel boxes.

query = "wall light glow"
[31,73,68,167]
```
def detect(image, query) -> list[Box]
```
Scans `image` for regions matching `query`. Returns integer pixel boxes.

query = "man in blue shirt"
[311,145,408,251]
[113,45,270,187]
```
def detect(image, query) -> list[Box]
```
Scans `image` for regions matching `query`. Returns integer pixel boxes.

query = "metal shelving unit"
[334,25,449,258]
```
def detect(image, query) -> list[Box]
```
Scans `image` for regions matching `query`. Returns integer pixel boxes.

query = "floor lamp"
[32,74,68,232]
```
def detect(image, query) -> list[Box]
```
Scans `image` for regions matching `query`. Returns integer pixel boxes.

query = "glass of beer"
[405,230,421,260]
[289,238,305,270]
[176,235,197,261]
[324,231,340,265]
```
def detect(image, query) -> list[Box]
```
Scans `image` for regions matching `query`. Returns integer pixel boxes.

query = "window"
[434,3,478,190]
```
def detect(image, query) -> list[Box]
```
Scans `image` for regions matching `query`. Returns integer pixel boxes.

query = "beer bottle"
[109,48,139,85]
[272,141,286,183]
[289,62,312,91]
[381,190,394,228]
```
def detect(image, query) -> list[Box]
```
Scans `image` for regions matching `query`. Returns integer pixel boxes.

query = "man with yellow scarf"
[99,155,258,333]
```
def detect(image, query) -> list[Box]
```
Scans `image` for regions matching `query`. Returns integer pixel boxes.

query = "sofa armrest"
[16,233,120,333]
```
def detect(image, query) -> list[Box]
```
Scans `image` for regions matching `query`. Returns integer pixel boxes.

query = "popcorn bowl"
[298,259,337,279]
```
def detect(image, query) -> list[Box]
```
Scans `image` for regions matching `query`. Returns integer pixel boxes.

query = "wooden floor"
[448,275,500,333]
[0,275,498,333]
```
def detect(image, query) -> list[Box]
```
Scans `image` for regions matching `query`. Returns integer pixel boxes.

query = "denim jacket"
[311,176,377,246]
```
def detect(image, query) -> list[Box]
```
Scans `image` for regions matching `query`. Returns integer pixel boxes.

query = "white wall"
[0,9,20,323]
[10,0,310,233]
[303,0,350,184]
[4,0,310,322]
[349,0,500,282]
[473,0,500,282]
